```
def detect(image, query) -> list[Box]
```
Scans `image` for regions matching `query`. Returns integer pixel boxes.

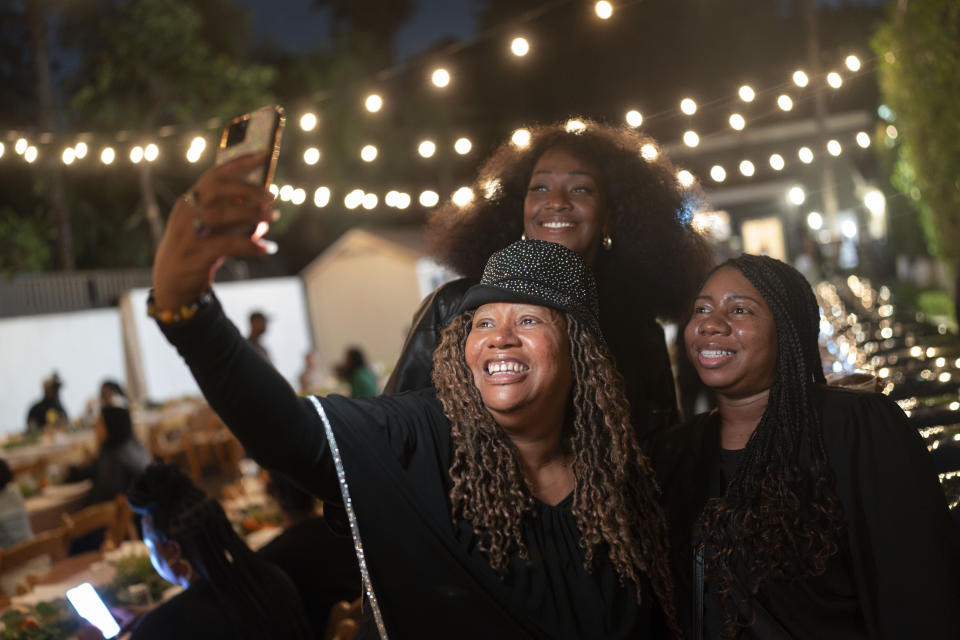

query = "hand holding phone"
[66,582,121,639]
[215,105,285,188]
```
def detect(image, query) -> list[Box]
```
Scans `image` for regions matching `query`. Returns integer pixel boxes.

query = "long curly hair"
[432,311,679,634]
[696,255,844,637]
[427,119,713,320]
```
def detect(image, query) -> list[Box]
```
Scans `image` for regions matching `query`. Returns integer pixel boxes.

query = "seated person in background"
[258,472,360,639]
[0,459,33,548]
[69,406,153,505]
[26,372,68,433]
[128,463,311,640]
[99,379,128,409]
[334,346,378,398]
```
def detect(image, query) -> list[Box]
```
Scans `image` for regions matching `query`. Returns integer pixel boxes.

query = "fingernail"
[259,239,278,255]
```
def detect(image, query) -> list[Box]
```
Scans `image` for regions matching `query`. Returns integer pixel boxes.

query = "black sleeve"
[828,392,960,638]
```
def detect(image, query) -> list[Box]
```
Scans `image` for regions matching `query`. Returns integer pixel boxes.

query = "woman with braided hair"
[651,254,960,639]
[387,119,712,443]
[151,152,679,640]
[127,462,311,639]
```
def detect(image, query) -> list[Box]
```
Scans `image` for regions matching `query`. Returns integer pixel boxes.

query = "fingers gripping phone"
[66,582,121,639]
[215,105,285,188]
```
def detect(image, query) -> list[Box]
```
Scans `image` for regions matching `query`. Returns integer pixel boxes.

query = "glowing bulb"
[677,170,695,188]
[792,70,809,87]
[845,55,861,72]
[186,147,203,163]
[361,145,378,162]
[15,138,28,155]
[739,160,755,177]
[365,94,383,113]
[303,147,321,165]
[625,110,643,127]
[683,131,699,147]
[710,165,726,182]
[431,68,450,88]
[100,147,115,164]
[511,128,531,148]
[452,186,474,207]
[362,193,378,210]
[594,1,613,19]
[24,146,38,163]
[565,119,586,133]
[788,186,806,205]
[807,211,823,230]
[279,185,294,201]
[419,190,440,207]
[738,85,755,102]
[454,137,472,155]
[827,72,842,88]
[268,184,279,197]
[291,188,307,205]
[314,187,330,207]
[0,142,4,158]
[777,94,794,111]
[395,192,411,209]
[864,189,885,215]
[640,144,658,161]
[856,131,871,148]
[418,140,436,158]
[798,147,814,164]
[510,37,529,57]
[186,136,206,162]
[300,113,318,131]
[144,143,159,162]
[130,146,144,163]
[841,219,858,239]
[386,191,399,207]
[729,113,745,130]
[344,189,364,209]
[827,140,842,156]
[769,153,785,171]
[74,142,88,159]
[886,125,898,139]
[62,148,76,165]
[680,98,697,115]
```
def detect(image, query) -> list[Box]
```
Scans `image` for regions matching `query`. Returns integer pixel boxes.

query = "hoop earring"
[601,234,613,251]
[521,232,528,241]
[173,559,194,585]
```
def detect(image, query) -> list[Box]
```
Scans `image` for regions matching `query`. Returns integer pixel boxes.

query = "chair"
[182,405,244,483]
[0,527,68,594]
[61,499,119,553]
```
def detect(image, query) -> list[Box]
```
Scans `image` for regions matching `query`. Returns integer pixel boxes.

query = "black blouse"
[160,294,655,639]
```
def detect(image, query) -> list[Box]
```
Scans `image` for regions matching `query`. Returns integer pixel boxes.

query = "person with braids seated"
[651,254,960,639]
[127,462,311,640]
[387,119,712,443]
[149,154,678,639]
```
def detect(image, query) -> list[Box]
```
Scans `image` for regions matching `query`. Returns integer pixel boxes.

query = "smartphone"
[215,105,285,188]
[66,582,121,639]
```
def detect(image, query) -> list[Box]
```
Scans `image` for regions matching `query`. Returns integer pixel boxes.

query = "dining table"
[25,480,92,533]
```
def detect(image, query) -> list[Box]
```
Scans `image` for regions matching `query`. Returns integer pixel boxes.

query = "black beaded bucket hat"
[457,239,605,345]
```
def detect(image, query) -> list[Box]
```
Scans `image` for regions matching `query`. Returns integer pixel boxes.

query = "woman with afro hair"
[386,119,713,442]
[651,254,960,639]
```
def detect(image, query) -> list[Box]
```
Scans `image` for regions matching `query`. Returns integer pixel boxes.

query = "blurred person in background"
[128,462,311,640]
[334,346,378,398]
[68,406,152,505]
[0,459,33,549]
[247,310,271,363]
[26,372,68,433]
[259,472,360,639]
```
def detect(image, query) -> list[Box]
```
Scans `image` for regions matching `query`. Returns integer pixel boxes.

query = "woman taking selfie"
[651,254,960,639]
[150,155,677,638]
[387,120,712,441]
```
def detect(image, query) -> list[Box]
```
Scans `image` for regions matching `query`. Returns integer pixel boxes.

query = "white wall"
[0,309,125,436]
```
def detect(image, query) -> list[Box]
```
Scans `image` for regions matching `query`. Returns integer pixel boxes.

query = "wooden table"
[25,480,92,533]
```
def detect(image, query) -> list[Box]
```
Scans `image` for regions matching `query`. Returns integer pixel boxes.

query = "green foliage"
[0,205,51,274]
[0,600,81,640]
[873,0,960,261]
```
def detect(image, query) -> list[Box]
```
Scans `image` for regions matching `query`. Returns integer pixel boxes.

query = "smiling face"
[684,266,779,399]
[523,147,607,264]
[464,302,572,431]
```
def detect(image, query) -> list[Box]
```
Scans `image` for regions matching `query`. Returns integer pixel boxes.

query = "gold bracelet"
[146,289,214,324]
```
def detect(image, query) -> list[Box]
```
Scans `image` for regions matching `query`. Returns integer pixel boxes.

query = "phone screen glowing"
[66,582,121,639]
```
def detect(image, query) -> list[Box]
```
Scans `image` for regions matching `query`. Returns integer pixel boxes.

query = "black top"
[650,386,960,639]
[160,294,655,639]
[257,515,361,638]
[384,277,678,444]
[131,564,310,640]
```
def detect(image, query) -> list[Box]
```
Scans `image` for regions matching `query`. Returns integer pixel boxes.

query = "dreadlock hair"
[696,254,844,637]
[426,119,713,320]
[432,311,680,637]
[128,463,309,640]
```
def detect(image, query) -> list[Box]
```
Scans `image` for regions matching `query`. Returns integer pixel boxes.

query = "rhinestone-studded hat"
[457,239,604,345]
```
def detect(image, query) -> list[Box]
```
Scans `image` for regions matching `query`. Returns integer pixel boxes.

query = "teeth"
[542,221,574,229]
[701,349,732,358]
[487,361,527,374]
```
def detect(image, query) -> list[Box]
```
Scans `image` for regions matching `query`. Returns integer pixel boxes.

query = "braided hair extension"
[432,312,679,636]
[128,463,308,640]
[696,255,844,637]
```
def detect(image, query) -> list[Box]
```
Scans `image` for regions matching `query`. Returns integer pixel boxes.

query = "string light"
[594,1,613,20]
[777,94,794,111]
[844,55,861,72]
[291,188,307,205]
[362,193,378,210]
[856,131,871,148]
[510,37,529,57]
[682,131,699,147]
[827,139,842,156]
[864,189,885,215]
[418,140,437,158]
[419,190,439,207]
[130,146,144,163]
[739,160,755,177]
[300,113,318,131]
[680,98,697,115]
[840,218,858,238]
[676,170,695,188]
[314,186,330,207]
[279,185,294,201]
[15,138,28,155]
[565,119,586,133]
[24,146,38,163]
[74,142,88,159]
[345,189,364,209]
[62,148,76,165]
[361,145,378,162]
[640,144,658,160]
[100,147,115,164]
[511,128,531,148]
[431,68,451,88]
[729,113,745,130]
[798,146,814,164]
[365,94,383,113]
[395,192,411,209]
[807,211,823,230]
[886,125,898,139]
[0,142,4,159]
[792,70,809,87]
[827,72,842,88]
[454,137,472,154]
[788,186,806,205]
[625,110,643,127]
[769,153,785,171]
[452,186,474,207]
[144,143,159,162]
[303,147,321,165]
[710,165,726,182]
[268,184,279,197]
[186,136,206,163]
[738,85,755,102]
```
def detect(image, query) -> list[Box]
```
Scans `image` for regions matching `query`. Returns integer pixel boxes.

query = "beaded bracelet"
[146,288,214,324]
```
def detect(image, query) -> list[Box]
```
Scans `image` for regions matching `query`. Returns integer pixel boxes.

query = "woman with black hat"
[148,153,677,638]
